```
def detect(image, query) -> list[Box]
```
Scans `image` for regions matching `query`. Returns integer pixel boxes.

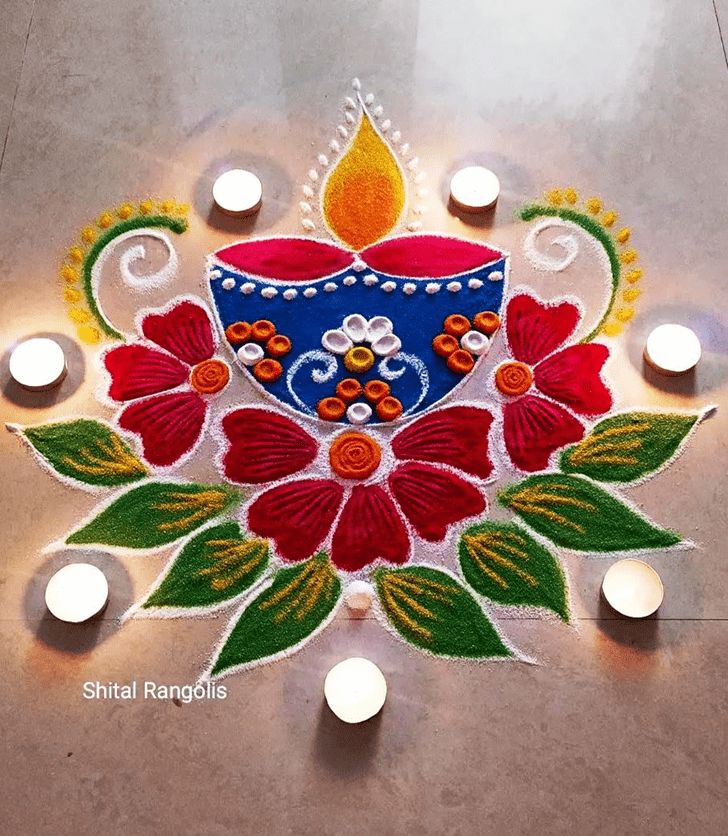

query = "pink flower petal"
[141,300,215,366]
[534,343,612,416]
[222,408,319,484]
[361,234,503,278]
[388,462,486,542]
[391,406,494,479]
[503,394,585,472]
[104,344,189,402]
[247,479,344,562]
[214,238,354,281]
[506,294,580,365]
[331,485,410,572]
[118,391,207,467]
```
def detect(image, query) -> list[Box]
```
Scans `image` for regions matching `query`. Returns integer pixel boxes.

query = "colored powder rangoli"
[7,79,714,681]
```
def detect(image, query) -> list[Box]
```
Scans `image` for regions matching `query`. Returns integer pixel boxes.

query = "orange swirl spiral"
[494,361,533,397]
[190,359,230,394]
[329,432,381,480]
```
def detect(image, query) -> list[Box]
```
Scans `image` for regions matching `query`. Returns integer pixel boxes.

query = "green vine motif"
[519,202,625,343]
[82,214,188,340]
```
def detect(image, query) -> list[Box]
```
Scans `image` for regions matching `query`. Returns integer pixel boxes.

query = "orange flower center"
[495,361,533,397]
[329,432,381,480]
[190,359,230,395]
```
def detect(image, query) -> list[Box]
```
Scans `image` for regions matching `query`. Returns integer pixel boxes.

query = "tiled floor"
[1,2,727,834]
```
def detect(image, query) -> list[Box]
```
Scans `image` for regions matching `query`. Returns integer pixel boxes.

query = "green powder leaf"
[373,565,512,658]
[559,411,701,483]
[459,521,570,622]
[66,482,241,549]
[19,419,147,487]
[498,474,681,552]
[211,553,341,676]
[142,522,269,610]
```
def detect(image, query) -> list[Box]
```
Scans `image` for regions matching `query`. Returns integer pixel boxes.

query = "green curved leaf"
[66,482,240,548]
[459,521,569,622]
[210,552,340,676]
[16,419,147,487]
[559,411,701,483]
[373,565,512,659]
[143,522,268,610]
[498,474,680,552]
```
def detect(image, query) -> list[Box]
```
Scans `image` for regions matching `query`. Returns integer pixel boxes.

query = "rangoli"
[9,79,713,681]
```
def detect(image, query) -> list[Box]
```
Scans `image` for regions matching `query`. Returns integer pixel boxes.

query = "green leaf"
[142,522,268,610]
[66,482,241,549]
[17,419,147,487]
[373,565,512,659]
[210,552,341,676]
[559,411,702,483]
[498,474,681,552]
[459,521,569,622]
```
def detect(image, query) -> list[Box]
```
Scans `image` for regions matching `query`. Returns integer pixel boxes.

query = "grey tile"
[0,0,34,166]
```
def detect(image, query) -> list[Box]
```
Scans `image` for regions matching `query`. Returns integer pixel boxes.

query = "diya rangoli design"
[9,80,712,679]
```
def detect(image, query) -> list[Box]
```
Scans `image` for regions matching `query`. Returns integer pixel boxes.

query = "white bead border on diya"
[298,77,428,239]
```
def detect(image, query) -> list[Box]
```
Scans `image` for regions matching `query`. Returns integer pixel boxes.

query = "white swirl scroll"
[285,350,339,415]
[523,218,580,273]
[378,352,429,416]
[92,228,179,293]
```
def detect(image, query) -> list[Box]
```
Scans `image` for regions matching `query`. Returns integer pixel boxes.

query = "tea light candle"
[45,563,109,623]
[449,166,500,212]
[212,169,262,217]
[601,559,664,618]
[9,337,67,390]
[644,324,701,375]
[324,657,387,723]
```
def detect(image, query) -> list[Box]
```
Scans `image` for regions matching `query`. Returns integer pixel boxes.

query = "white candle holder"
[449,166,500,212]
[212,169,263,217]
[601,559,664,618]
[9,337,67,391]
[45,563,109,623]
[324,657,387,723]
[644,323,701,376]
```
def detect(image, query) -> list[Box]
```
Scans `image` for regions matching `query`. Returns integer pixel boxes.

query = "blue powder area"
[208,258,507,424]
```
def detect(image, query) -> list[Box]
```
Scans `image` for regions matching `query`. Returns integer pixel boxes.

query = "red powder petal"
[222,408,319,484]
[247,479,344,562]
[391,406,494,479]
[141,300,216,366]
[118,391,207,467]
[534,343,612,416]
[388,462,486,542]
[214,238,354,281]
[361,234,502,278]
[331,485,410,572]
[505,294,581,365]
[503,394,585,472]
[104,344,189,402]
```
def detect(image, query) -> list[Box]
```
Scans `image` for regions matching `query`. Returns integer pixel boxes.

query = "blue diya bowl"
[207,235,508,424]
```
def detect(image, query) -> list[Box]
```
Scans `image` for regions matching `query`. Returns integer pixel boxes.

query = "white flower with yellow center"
[321,314,401,373]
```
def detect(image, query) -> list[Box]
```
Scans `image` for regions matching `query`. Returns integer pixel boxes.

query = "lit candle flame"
[322,110,406,250]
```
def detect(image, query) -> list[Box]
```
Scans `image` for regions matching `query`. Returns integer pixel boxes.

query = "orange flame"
[322,111,406,250]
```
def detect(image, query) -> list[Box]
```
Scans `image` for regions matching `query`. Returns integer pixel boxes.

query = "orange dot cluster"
[225,319,292,384]
[317,377,403,423]
[432,311,501,376]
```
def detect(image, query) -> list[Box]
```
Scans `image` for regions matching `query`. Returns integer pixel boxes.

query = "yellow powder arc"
[322,112,406,250]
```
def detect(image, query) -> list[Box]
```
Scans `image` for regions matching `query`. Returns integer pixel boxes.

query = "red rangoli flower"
[494,292,612,472]
[221,405,495,572]
[103,299,231,467]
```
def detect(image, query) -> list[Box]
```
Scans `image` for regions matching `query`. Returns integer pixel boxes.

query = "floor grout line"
[0,0,37,177]
[713,0,728,70]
